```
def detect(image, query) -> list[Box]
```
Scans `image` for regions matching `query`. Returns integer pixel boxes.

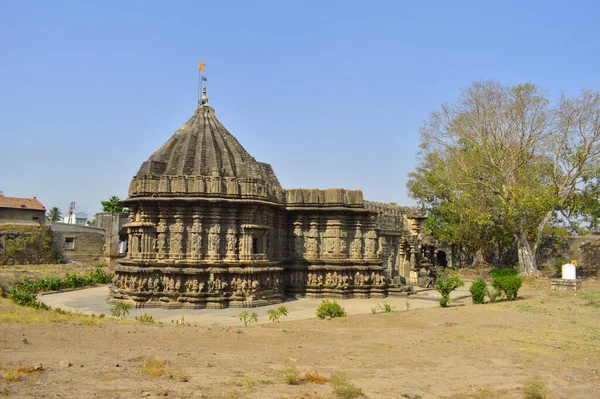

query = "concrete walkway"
[38,284,473,326]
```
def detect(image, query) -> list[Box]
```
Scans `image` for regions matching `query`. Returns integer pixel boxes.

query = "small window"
[65,237,75,250]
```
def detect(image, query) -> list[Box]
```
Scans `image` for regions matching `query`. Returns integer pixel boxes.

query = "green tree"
[101,196,125,213]
[46,206,62,222]
[408,81,600,276]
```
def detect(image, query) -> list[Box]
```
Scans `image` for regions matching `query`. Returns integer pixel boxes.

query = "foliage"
[492,275,523,301]
[329,373,365,399]
[469,278,487,304]
[523,379,550,399]
[267,306,288,323]
[101,196,125,213]
[316,300,347,319]
[407,81,600,276]
[8,267,113,308]
[486,286,500,303]
[436,270,464,307]
[300,371,328,384]
[238,311,258,326]
[110,302,132,318]
[282,364,301,385]
[489,268,518,278]
[46,206,62,222]
[0,226,57,265]
[371,301,398,314]
[135,313,155,323]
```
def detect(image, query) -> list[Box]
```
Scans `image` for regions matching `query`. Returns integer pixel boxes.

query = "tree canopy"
[408,81,600,275]
[46,207,62,222]
[101,196,125,213]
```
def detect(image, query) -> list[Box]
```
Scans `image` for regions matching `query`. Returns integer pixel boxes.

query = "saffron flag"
[198,61,205,72]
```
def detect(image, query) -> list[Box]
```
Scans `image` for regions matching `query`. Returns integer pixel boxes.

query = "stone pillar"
[169,213,185,259]
[408,244,419,284]
[156,210,168,259]
[305,221,320,259]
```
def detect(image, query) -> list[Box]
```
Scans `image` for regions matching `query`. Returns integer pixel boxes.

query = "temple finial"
[201,86,209,106]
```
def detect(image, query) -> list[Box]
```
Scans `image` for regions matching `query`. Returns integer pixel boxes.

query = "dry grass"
[300,371,328,384]
[523,379,550,399]
[141,357,168,377]
[1,365,43,383]
[329,373,365,399]
[0,297,112,325]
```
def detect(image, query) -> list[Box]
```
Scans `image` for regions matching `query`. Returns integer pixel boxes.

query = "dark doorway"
[436,251,448,267]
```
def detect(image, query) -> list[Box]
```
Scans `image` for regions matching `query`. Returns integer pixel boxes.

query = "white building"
[62,211,88,225]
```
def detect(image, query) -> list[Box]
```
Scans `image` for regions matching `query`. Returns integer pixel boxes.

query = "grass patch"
[578,290,600,307]
[141,357,168,377]
[1,365,43,383]
[371,301,398,314]
[235,376,274,388]
[0,297,111,325]
[523,379,550,399]
[329,373,365,399]
[282,364,301,385]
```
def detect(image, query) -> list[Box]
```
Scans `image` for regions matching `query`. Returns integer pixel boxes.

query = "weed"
[267,306,289,323]
[523,379,550,399]
[300,371,328,384]
[316,300,347,319]
[490,268,517,278]
[141,357,167,377]
[283,364,301,385]
[330,373,365,399]
[470,278,487,304]
[110,302,132,318]
[371,301,397,314]
[239,311,258,326]
[405,300,411,311]
[171,316,188,326]
[237,377,274,387]
[436,270,464,307]
[135,313,155,323]
[401,394,422,399]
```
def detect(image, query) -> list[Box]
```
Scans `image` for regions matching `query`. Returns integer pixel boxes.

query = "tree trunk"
[516,233,538,276]
[471,248,487,269]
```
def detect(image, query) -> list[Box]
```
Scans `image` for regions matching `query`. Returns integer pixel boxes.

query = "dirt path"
[1,280,599,398]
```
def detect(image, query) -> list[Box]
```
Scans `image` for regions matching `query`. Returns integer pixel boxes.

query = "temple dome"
[128,97,283,203]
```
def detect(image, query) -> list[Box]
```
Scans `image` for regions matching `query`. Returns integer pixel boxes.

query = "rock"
[59,361,72,368]
[175,374,188,382]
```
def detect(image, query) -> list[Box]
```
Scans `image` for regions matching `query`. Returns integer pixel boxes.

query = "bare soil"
[1,276,599,399]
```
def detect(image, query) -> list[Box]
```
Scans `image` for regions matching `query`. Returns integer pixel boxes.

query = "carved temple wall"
[111,189,429,308]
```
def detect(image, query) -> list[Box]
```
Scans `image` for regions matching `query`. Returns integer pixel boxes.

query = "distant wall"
[0,224,56,265]
[538,235,600,276]
[0,208,45,225]
[95,212,129,262]
[50,223,105,264]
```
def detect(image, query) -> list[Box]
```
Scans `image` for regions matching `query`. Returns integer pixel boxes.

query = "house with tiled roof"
[0,193,46,225]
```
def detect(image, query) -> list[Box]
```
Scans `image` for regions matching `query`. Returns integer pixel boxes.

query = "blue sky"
[1,1,599,217]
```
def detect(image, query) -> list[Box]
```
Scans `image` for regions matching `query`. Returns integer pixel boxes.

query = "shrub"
[486,285,500,303]
[135,313,155,323]
[490,268,517,278]
[469,278,487,304]
[329,373,365,399]
[316,300,347,319]
[239,311,258,326]
[283,364,301,385]
[267,306,289,323]
[523,379,550,399]
[492,275,523,301]
[111,302,132,318]
[435,270,464,307]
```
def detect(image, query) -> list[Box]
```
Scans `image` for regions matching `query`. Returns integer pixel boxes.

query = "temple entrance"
[436,251,448,267]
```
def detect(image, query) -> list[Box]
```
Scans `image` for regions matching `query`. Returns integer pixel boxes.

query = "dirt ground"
[1,272,599,399]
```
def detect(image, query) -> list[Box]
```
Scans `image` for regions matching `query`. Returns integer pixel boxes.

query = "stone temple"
[110,87,441,308]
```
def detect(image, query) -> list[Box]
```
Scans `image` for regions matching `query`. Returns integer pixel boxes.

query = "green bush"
[492,275,523,301]
[490,268,517,278]
[469,278,487,304]
[135,313,155,323]
[111,302,132,318]
[435,270,464,307]
[316,300,347,319]
[8,268,114,308]
[267,306,289,323]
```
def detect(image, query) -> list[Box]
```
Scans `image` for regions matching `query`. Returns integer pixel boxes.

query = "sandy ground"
[1,278,599,399]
